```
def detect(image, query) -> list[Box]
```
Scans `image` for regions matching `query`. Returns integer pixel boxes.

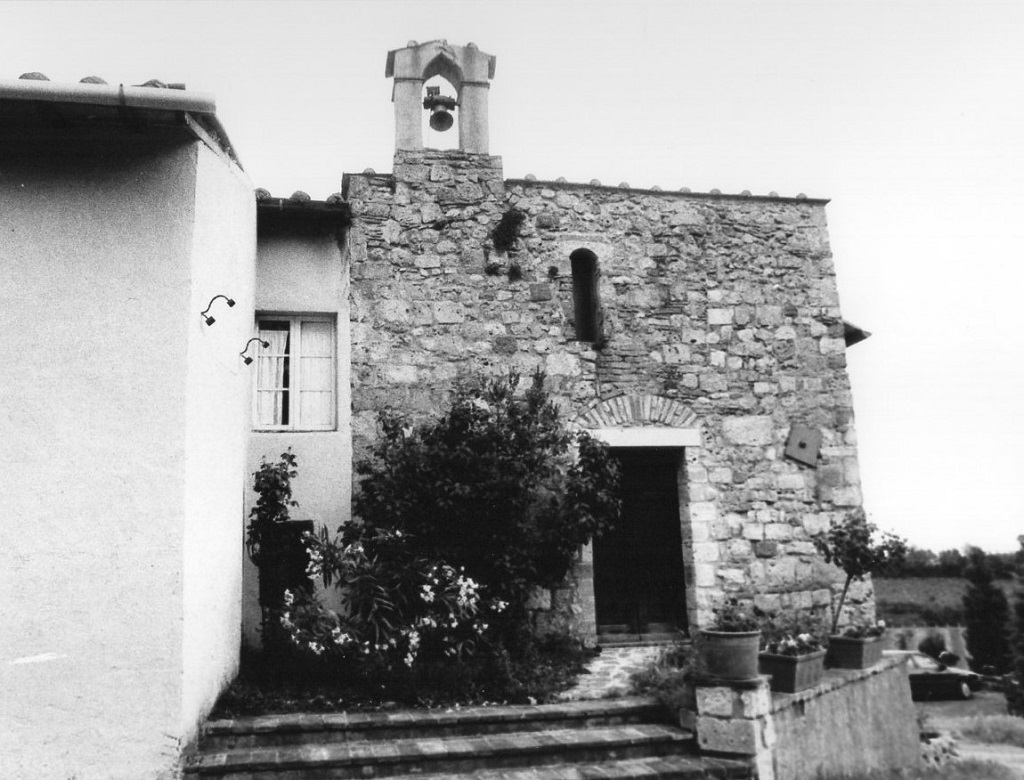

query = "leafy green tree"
[937,548,966,577]
[963,546,1011,674]
[1006,538,1024,716]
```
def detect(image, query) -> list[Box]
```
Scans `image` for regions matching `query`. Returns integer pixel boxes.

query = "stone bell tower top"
[385,40,496,154]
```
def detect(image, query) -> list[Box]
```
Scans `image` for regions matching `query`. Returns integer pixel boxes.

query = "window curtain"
[256,328,289,425]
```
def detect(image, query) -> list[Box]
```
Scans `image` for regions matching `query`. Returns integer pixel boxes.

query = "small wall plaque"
[785,424,822,467]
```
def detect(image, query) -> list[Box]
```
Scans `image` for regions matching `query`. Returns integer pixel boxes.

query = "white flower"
[309,642,324,656]
[283,589,294,607]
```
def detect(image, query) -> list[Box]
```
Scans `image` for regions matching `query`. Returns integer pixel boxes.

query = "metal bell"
[423,87,457,133]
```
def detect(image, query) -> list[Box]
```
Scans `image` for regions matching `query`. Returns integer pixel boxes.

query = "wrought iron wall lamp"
[201,294,236,325]
[240,338,269,365]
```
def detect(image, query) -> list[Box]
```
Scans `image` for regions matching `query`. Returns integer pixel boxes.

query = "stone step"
[200,696,670,750]
[402,754,754,780]
[184,723,695,779]
[599,633,687,646]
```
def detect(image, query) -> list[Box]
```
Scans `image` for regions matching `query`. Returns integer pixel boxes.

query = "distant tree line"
[886,543,1023,579]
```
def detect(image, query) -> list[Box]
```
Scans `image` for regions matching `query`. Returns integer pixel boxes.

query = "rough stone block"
[688,483,717,502]
[430,164,454,182]
[832,487,863,507]
[494,336,518,354]
[693,542,720,563]
[663,344,691,364]
[743,523,765,541]
[696,686,735,717]
[820,337,846,355]
[726,539,753,560]
[764,523,793,541]
[432,302,465,324]
[765,558,797,588]
[689,502,718,526]
[384,364,418,384]
[777,473,806,491]
[708,308,734,325]
[754,540,779,558]
[754,593,783,615]
[694,564,717,588]
[696,715,771,756]
[722,416,773,446]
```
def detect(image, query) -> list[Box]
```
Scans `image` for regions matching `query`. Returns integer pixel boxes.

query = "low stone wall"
[691,655,920,780]
[770,656,920,779]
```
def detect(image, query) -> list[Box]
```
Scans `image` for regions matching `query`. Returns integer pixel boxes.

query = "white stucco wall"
[180,144,255,742]
[243,233,351,648]
[0,137,196,779]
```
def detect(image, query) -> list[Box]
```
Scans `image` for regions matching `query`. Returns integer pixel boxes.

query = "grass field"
[874,577,1017,626]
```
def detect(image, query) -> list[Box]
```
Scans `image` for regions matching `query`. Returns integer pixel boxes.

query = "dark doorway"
[594,448,688,642]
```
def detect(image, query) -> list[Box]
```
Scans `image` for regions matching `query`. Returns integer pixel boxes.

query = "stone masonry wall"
[343,149,874,633]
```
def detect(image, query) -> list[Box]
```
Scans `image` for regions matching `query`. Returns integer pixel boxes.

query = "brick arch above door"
[575,393,703,448]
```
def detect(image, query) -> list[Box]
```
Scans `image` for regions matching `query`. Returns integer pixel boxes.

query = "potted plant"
[826,619,887,669]
[758,615,828,693]
[698,599,762,681]
[814,509,906,669]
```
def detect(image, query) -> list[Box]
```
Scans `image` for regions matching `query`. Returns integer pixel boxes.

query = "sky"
[3,0,1023,552]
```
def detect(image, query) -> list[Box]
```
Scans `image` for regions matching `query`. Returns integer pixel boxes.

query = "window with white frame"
[254,316,336,431]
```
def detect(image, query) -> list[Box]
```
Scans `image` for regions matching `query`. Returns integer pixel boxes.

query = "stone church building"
[249,39,871,644]
[3,40,872,778]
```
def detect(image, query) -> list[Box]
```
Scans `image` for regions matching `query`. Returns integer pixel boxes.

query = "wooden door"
[594,448,688,639]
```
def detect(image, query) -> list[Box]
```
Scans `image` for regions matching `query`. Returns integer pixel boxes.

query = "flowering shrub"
[273,370,619,682]
[280,528,507,669]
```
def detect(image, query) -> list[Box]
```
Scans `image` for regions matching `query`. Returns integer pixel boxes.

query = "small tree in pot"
[814,510,906,668]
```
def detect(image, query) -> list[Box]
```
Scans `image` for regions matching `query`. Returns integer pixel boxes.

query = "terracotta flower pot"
[759,649,826,693]
[698,629,761,681]
[826,634,884,669]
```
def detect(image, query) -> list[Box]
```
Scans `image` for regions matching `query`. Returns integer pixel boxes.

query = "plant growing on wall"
[490,208,525,254]
[814,510,907,634]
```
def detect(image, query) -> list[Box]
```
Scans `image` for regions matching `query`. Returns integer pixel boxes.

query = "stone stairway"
[184,696,753,779]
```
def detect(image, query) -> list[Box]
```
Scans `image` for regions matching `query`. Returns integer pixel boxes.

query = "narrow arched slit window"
[570,248,603,343]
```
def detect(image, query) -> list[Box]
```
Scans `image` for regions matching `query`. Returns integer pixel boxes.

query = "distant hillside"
[874,577,1017,626]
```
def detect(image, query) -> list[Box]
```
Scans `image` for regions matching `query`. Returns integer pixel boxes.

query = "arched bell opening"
[422,74,460,151]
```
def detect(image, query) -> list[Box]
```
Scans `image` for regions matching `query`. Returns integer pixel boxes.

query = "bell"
[423,88,457,133]
[429,104,454,132]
